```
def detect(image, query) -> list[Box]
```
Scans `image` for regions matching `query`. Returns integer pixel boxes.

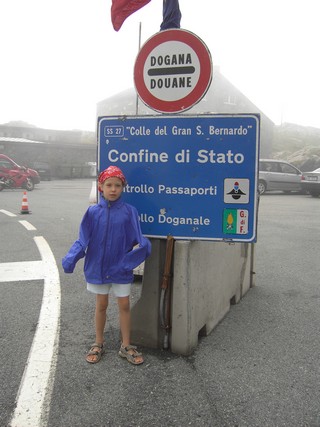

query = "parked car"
[258,159,303,194]
[0,154,41,186]
[32,161,51,181]
[301,167,320,197]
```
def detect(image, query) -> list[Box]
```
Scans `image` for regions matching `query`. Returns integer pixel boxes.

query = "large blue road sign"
[98,114,260,242]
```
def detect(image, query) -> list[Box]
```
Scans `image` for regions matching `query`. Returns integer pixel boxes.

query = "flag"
[111,0,151,31]
[160,0,181,31]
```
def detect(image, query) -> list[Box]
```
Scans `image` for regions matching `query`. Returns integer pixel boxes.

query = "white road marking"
[19,220,37,231]
[0,260,43,281]
[7,236,61,427]
[0,209,17,217]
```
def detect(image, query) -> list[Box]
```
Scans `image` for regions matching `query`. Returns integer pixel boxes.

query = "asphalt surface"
[49,190,320,427]
[1,182,320,426]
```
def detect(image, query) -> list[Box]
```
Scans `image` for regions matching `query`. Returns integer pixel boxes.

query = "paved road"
[1,182,320,426]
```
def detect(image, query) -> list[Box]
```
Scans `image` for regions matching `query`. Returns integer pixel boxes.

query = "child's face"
[100,177,124,201]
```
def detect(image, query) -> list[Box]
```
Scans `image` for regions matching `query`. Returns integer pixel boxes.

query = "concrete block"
[171,241,255,355]
[131,239,255,355]
[131,239,166,348]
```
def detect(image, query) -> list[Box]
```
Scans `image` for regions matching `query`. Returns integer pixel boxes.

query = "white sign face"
[143,41,201,102]
[134,29,212,113]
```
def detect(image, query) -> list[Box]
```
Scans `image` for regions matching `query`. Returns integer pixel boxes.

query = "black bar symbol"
[148,66,195,76]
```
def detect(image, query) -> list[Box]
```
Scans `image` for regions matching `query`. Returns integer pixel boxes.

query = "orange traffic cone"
[20,191,30,214]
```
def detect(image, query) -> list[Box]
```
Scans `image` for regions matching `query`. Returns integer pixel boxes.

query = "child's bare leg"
[118,296,143,364]
[86,294,108,363]
[95,294,108,343]
[118,296,131,347]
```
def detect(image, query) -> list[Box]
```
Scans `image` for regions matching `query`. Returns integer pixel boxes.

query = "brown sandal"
[119,345,144,365]
[86,343,104,364]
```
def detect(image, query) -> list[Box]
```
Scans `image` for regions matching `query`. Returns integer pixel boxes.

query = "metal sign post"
[98,114,260,242]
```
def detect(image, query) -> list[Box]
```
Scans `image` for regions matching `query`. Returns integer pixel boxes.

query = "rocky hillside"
[272,123,320,171]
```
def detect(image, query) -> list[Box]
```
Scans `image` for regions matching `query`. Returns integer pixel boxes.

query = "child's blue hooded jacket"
[62,197,151,284]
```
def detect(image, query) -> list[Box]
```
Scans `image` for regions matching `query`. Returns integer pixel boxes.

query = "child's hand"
[62,258,74,273]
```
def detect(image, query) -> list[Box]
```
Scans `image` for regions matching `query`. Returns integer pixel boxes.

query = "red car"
[0,154,40,191]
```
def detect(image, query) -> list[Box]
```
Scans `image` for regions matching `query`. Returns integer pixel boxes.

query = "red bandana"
[98,166,127,186]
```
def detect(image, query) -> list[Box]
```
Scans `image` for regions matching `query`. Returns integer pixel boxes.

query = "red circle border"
[134,29,212,113]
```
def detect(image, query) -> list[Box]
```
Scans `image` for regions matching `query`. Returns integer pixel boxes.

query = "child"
[62,166,151,365]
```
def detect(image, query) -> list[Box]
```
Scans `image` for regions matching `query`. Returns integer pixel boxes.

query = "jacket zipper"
[101,201,111,281]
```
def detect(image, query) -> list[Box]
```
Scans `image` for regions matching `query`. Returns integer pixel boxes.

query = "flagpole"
[135,22,142,115]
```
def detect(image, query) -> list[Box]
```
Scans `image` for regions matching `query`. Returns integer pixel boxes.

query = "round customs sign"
[134,29,212,113]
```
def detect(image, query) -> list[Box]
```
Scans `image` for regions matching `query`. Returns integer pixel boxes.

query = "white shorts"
[87,282,131,297]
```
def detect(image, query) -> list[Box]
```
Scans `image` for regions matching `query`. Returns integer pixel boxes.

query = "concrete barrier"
[131,239,167,349]
[171,240,255,355]
[131,239,255,355]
